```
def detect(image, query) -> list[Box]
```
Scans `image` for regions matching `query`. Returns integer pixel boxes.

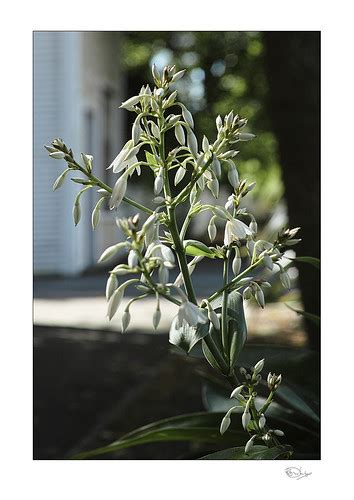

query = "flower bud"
[242,411,251,430]
[243,286,252,300]
[153,307,161,330]
[263,254,274,271]
[171,69,186,83]
[154,171,164,195]
[174,123,185,145]
[227,163,239,188]
[120,95,141,111]
[107,287,124,320]
[273,429,285,437]
[259,414,266,429]
[238,133,256,141]
[128,250,139,269]
[208,217,217,242]
[244,435,257,454]
[174,165,186,185]
[132,119,142,145]
[230,385,244,399]
[49,151,66,159]
[232,249,241,276]
[121,310,131,333]
[106,273,118,300]
[187,128,198,158]
[181,104,194,128]
[253,358,265,375]
[280,270,291,289]
[255,287,265,308]
[250,220,257,234]
[109,175,128,210]
[220,415,231,435]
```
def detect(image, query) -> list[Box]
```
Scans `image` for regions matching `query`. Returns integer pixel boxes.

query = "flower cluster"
[45,64,302,454]
[219,359,285,454]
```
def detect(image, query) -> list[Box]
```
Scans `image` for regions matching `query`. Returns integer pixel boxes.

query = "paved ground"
[34,266,306,345]
[33,266,310,460]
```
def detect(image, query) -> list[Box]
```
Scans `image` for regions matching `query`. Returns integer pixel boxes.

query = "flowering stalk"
[45,64,301,454]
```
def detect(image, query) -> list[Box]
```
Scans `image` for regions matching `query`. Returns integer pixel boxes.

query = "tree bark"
[263,32,320,352]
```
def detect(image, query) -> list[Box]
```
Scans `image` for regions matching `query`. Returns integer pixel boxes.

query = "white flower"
[224,218,253,245]
[280,270,291,289]
[177,301,208,327]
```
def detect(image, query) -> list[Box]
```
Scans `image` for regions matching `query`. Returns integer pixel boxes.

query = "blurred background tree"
[118,31,319,351]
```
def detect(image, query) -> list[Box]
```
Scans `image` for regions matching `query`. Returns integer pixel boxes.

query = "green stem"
[159,114,197,304]
[77,167,153,215]
[207,258,262,304]
[221,253,230,360]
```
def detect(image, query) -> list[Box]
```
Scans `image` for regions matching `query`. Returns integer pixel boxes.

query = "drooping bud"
[242,411,251,430]
[230,385,244,399]
[121,309,131,333]
[220,415,231,435]
[153,307,161,330]
[208,217,217,242]
[174,165,186,185]
[107,287,124,320]
[232,247,242,276]
[154,170,164,195]
[109,174,128,210]
[105,272,118,300]
[244,435,257,454]
[187,128,198,158]
[259,414,266,430]
[174,123,185,145]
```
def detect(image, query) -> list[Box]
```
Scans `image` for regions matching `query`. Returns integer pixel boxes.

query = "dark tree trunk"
[263,32,320,352]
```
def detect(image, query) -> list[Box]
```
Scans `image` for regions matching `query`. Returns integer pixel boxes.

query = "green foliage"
[199,445,293,460]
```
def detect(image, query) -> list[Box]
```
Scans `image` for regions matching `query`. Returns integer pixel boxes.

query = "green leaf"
[169,317,209,353]
[285,304,320,326]
[184,239,215,258]
[227,291,247,368]
[275,383,320,423]
[145,151,160,171]
[199,445,293,460]
[71,412,246,459]
[290,256,320,269]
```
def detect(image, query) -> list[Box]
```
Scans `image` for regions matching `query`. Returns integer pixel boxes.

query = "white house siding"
[34,31,128,275]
